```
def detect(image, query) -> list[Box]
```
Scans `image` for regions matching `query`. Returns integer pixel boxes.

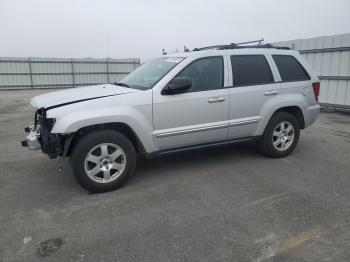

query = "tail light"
[312,82,320,102]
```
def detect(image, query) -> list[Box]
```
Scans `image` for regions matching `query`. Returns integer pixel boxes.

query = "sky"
[0,0,349,61]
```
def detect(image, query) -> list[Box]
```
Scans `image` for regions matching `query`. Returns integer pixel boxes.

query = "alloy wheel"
[84,143,126,183]
[272,121,295,151]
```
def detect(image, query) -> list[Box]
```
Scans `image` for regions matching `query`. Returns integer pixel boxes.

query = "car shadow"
[11,141,261,199]
[129,141,262,186]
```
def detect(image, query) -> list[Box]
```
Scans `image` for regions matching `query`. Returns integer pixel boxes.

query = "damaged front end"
[21,107,69,159]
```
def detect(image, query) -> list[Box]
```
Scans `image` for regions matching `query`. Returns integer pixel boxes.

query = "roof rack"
[193,39,291,51]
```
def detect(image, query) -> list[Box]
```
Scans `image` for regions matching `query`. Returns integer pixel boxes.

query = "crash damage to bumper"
[21,108,70,159]
[21,84,136,160]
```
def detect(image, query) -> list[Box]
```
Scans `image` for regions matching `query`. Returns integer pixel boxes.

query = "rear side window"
[230,55,274,86]
[273,55,310,82]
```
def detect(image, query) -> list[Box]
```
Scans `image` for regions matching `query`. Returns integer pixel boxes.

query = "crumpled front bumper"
[21,125,41,150]
[21,121,71,159]
[21,108,71,159]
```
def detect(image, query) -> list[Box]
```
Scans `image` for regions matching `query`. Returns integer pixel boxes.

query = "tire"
[259,112,300,158]
[70,130,136,193]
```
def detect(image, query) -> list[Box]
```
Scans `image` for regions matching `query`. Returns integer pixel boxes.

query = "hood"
[31,84,138,109]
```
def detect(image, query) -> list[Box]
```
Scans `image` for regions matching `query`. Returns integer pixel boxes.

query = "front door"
[153,56,229,150]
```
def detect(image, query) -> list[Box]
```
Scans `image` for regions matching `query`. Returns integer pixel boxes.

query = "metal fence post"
[28,57,34,89]
[71,59,75,88]
[106,58,110,83]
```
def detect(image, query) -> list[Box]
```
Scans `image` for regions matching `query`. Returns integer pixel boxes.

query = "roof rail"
[193,39,291,51]
[234,39,264,46]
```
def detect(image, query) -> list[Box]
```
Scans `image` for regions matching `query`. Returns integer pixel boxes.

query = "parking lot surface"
[0,89,350,262]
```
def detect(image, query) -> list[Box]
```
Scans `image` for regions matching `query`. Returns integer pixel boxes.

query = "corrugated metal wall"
[2,34,350,109]
[0,57,140,90]
[274,33,350,108]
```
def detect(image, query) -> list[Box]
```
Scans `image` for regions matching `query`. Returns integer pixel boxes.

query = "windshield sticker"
[165,57,184,63]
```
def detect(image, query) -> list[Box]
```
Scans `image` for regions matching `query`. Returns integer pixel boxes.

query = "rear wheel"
[71,130,136,193]
[259,112,300,158]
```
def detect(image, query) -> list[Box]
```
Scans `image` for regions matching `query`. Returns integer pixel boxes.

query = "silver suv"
[22,44,320,192]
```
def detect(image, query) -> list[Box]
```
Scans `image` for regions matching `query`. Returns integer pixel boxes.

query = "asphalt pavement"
[0,89,349,262]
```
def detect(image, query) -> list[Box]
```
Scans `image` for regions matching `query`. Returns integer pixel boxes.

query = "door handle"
[208,97,225,103]
[264,90,279,96]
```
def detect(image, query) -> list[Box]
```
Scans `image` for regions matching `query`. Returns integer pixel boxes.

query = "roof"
[161,47,298,59]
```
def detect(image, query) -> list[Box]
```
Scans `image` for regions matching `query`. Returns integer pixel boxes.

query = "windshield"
[120,57,185,90]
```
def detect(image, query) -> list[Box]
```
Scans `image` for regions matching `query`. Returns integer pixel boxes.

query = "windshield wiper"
[114,82,131,88]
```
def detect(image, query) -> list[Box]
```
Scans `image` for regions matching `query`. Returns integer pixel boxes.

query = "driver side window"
[176,56,224,92]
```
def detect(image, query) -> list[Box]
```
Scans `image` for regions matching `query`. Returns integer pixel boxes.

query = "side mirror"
[162,77,192,95]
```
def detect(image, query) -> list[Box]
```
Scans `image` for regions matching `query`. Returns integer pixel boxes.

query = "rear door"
[228,54,279,139]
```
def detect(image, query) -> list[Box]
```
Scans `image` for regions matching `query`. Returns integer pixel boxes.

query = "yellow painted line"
[255,225,324,262]
[272,225,323,255]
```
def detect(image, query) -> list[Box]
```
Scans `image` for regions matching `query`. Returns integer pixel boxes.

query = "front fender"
[51,106,155,153]
[254,94,307,136]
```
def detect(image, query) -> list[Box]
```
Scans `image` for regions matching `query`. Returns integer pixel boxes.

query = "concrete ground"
[0,89,349,262]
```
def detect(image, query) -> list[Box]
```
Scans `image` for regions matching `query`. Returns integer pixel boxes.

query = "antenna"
[107,34,111,58]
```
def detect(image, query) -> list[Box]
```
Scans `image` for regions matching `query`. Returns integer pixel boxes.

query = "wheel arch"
[274,106,305,129]
[259,105,305,136]
[65,122,147,157]
[255,98,306,136]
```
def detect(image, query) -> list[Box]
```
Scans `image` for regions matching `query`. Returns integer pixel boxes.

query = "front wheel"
[70,130,136,193]
[259,112,300,158]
